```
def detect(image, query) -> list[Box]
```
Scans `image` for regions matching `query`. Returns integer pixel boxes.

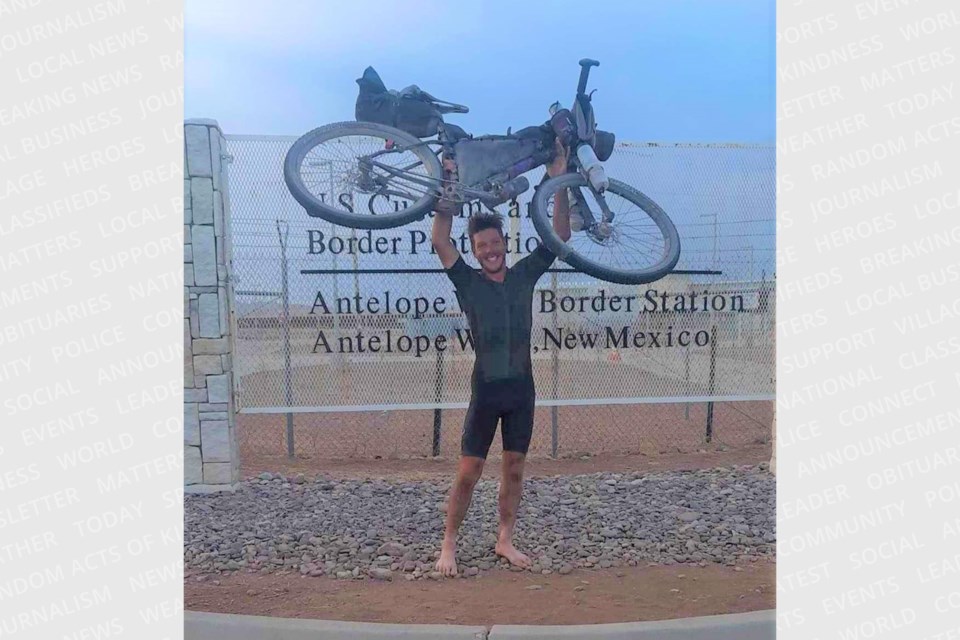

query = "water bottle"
[576,143,608,192]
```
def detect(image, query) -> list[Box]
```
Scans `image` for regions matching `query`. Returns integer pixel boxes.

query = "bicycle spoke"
[298,132,437,217]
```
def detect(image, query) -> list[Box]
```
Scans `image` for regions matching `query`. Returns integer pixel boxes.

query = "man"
[431,140,571,576]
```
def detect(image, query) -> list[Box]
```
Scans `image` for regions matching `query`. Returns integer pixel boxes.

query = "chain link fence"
[224,134,775,462]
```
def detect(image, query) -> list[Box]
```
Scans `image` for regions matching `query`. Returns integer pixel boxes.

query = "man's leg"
[495,450,532,569]
[496,383,535,569]
[436,395,497,576]
[436,455,485,576]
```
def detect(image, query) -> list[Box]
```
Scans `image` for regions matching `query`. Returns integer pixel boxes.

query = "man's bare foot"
[435,542,458,577]
[495,540,532,569]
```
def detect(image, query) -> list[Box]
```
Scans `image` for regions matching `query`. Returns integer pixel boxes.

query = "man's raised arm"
[431,200,460,269]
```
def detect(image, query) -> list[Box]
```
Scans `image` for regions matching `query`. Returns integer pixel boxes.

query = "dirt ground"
[185,559,775,626]
[240,442,772,480]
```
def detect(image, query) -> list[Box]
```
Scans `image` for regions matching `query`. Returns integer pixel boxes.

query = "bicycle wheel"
[530,174,681,285]
[283,121,443,229]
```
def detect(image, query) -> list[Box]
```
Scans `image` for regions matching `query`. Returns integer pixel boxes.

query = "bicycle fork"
[568,179,616,242]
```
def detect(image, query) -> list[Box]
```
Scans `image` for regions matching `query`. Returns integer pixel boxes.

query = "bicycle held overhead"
[283,58,680,285]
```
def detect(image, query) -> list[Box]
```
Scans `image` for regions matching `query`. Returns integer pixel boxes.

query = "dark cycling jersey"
[444,243,556,384]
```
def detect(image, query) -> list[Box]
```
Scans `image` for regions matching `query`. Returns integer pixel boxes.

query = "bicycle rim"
[286,122,441,229]
[533,175,680,285]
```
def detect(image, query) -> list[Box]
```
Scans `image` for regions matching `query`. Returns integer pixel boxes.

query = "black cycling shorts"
[461,377,536,459]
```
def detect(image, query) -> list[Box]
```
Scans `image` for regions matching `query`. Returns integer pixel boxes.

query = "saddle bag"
[355,67,443,138]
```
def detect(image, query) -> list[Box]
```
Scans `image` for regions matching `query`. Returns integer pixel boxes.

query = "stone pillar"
[184,118,240,492]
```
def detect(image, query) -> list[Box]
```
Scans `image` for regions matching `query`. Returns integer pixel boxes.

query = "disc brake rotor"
[586,221,619,246]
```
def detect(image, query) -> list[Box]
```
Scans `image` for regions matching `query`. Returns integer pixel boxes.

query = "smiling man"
[430,142,571,577]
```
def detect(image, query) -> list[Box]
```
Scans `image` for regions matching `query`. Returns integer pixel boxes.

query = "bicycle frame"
[360,133,554,209]
[362,140,617,245]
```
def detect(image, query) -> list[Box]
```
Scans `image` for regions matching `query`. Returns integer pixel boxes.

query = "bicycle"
[283,59,680,285]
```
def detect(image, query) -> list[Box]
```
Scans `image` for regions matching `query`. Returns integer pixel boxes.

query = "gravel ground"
[185,463,775,582]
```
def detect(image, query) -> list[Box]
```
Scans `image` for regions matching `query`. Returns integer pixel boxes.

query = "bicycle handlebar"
[577,59,599,95]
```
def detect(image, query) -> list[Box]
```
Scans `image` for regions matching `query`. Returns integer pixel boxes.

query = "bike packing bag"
[513,124,555,147]
[453,137,541,188]
[355,67,443,138]
[594,130,615,161]
[570,94,615,161]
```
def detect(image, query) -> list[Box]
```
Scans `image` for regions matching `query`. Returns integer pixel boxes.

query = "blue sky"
[185,0,775,143]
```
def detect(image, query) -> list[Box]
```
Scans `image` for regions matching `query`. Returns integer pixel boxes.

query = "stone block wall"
[183,118,239,490]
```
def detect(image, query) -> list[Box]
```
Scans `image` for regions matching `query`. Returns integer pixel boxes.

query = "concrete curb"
[184,611,487,639]
[185,609,774,640]
[488,609,775,639]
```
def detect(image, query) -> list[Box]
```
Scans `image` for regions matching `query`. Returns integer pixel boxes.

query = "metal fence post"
[684,338,691,420]
[277,221,294,458]
[550,271,559,458]
[706,324,717,443]
[432,347,444,457]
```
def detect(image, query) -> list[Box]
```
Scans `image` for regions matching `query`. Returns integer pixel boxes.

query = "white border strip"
[239,394,775,414]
